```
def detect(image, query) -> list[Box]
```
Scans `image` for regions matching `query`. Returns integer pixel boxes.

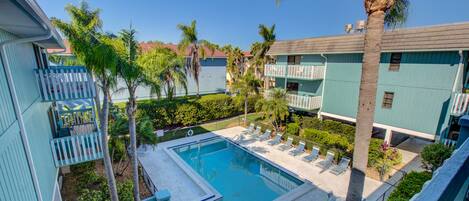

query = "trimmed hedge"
[388,171,432,201]
[301,117,355,143]
[119,94,259,129]
[301,128,350,154]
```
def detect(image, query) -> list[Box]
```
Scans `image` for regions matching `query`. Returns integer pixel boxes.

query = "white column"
[384,129,393,145]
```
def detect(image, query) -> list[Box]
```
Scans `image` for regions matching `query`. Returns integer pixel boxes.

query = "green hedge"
[301,128,351,154]
[388,171,432,201]
[118,94,259,129]
[301,117,355,143]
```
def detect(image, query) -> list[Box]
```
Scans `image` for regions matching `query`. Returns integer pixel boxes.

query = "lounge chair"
[316,151,335,170]
[251,125,262,137]
[258,129,272,141]
[302,146,320,162]
[242,123,255,134]
[330,157,351,175]
[289,141,306,156]
[278,137,293,151]
[268,133,282,146]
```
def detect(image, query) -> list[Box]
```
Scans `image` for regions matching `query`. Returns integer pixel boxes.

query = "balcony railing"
[450,93,469,116]
[286,94,322,110]
[50,132,103,167]
[34,66,96,102]
[264,64,325,80]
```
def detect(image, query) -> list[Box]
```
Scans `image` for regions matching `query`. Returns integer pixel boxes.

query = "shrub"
[388,171,432,201]
[302,128,350,151]
[78,189,104,201]
[117,180,134,201]
[300,117,355,143]
[198,94,235,121]
[421,143,453,171]
[302,116,322,130]
[175,103,200,126]
[368,138,385,167]
[286,122,300,136]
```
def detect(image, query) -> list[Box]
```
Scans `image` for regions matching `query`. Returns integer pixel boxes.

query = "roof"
[268,22,469,55]
[0,0,64,48]
[140,42,226,58]
[47,40,72,55]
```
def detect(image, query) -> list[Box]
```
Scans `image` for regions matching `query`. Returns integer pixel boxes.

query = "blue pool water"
[173,138,304,201]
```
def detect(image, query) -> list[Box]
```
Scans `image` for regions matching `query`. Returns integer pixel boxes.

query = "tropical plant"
[250,24,276,82]
[177,20,218,97]
[52,2,120,200]
[348,0,409,199]
[421,143,453,172]
[231,72,261,125]
[388,171,432,201]
[255,88,289,131]
[138,47,187,100]
[222,45,245,85]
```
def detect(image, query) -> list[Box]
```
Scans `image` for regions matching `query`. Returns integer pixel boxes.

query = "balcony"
[50,131,103,167]
[450,93,469,116]
[34,66,96,102]
[286,94,322,111]
[264,64,325,80]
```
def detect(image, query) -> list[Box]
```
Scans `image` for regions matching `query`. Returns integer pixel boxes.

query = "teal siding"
[321,52,460,135]
[275,78,322,96]
[0,29,57,201]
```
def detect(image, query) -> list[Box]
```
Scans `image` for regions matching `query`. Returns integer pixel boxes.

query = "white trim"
[268,48,469,56]
[319,54,328,117]
[452,50,464,92]
[319,112,436,140]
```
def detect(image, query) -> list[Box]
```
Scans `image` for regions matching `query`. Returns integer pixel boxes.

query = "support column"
[384,129,393,145]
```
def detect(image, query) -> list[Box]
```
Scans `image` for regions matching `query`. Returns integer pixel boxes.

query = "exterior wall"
[110,58,227,102]
[321,52,461,136]
[0,29,57,201]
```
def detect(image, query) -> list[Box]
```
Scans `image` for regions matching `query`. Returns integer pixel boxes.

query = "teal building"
[0,1,103,200]
[266,22,469,144]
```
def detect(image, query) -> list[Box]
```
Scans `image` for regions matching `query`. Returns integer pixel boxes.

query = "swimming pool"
[172,137,304,201]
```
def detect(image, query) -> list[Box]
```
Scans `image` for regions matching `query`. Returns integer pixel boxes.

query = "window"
[286,82,299,94]
[389,53,402,71]
[287,55,301,65]
[382,92,394,109]
[33,44,49,69]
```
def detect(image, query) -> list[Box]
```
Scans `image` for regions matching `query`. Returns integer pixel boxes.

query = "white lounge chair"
[242,123,255,135]
[258,129,272,141]
[289,141,306,156]
[303,146,320,162]
[330,157,351,175]
[316,151,335,170]
[251,125,262,137]
[268,133,282,146]
[278,137,293,151]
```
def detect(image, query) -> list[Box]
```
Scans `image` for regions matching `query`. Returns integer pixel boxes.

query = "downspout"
[0,31,54,201]
[452,50,464,92]
[319,53,328,118]
[443,50,465,142]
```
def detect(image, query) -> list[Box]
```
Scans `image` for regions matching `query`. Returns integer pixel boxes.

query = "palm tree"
[114,26,146,201]
[250,24,276,82]
[255,88,289,131]
[52,2,120,200]
[138,47,187,100]
[177,20,218,97]
[347,1,409,200]
[222,45,245,86]
[231,72,261,125]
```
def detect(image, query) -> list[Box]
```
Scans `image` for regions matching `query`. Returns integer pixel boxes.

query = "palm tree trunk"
[244,95,248,126]
[100,81,119,201]
[127,89,140,201]
[346,10,386,201]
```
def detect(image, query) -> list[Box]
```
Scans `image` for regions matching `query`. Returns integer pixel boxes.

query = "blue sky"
[38,0,469,50]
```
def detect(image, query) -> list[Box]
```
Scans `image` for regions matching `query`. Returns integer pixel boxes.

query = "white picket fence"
[50,132,103,167]
[35,66,96,102]
[287,65,325,80]
[286,94,322,110]
[451,93,469,116]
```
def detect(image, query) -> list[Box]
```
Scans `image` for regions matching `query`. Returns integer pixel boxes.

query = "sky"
[37,0,469,50]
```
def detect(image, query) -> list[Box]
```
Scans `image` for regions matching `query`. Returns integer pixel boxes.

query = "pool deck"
[138,126,423,201]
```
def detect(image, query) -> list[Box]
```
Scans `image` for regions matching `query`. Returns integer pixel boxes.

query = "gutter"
[0,31,53,201]
[452,50,465,92]
[318,53,328,118]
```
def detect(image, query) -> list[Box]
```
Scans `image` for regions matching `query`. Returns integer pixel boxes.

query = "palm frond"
[385,0,409,28]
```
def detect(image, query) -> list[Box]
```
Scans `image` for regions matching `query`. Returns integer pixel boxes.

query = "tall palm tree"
[114,26,146,201]
[222,45,245,86]
[138,47,187,100]
[250,24,276,81]
[177,20,218,97]
[256,88,289,132]
[231,72,261,125]
[52,2,120,200]
[347,1,409,200]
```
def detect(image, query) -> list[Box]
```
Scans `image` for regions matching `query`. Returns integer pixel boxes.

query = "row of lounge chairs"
[242,123,351,175]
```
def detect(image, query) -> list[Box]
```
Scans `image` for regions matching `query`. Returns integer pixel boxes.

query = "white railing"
[264,64,286,77]
[286,94,322,110]
[287,65,325,80]
[259,163,299,191]
[451,93,469,116]
[441,138,457,147]
[264,64,325,80]
[50,132,103,167]
[35,66,96,102]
